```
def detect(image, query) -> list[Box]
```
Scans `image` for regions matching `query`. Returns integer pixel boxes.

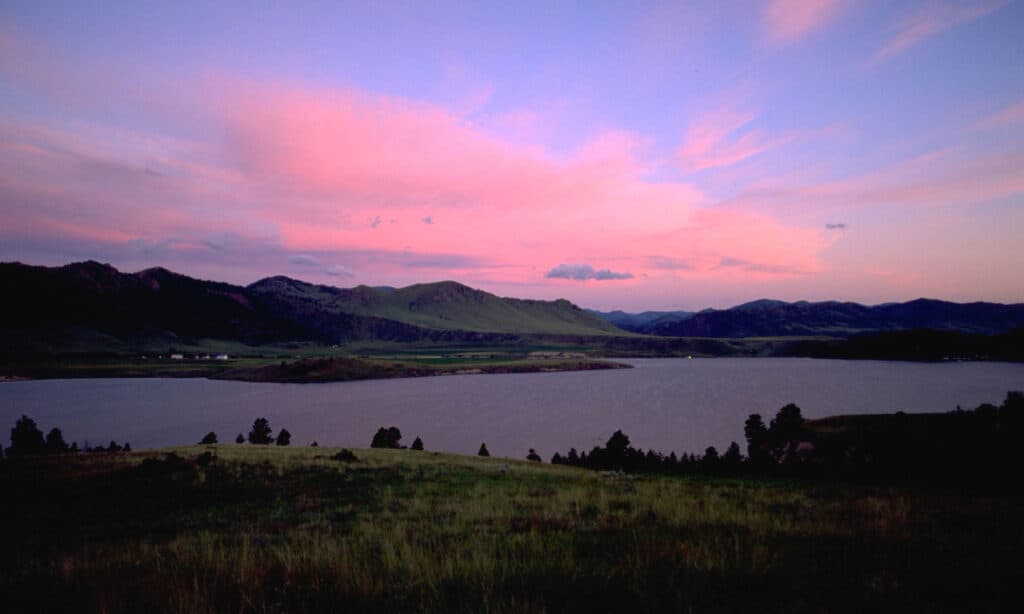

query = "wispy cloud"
[974,99,1024,130]
[546,264,634,281]
[762,0,847,45]
[869,1,1007,66]
[676,108,789,171]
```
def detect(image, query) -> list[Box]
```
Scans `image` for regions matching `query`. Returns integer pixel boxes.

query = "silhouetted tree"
[410,436,424,451]
[703,446,719,463]
[606,430,630,456]
[69,441,79,453]
[769,403,805,462]
[108,440,122,452]
[200,431,218,445]
[276,428,291,446]
[370,426,402,449]
[311,441,319,447]
[567,448,579,464]
[123,442,131,452]
[478,443,490,457]
[235,433,245,444]
[551,452,563,464]
[248,418,273,445]
[744,414,770,465]
[45,427,69,454]
[722,441,743,466]
[526,448,541,462]
[9,415,45,457]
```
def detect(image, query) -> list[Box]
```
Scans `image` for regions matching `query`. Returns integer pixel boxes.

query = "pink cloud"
[676,108,794,172]
[763,0,847,45]
[868,1,1007,66]
[0,76,831,294]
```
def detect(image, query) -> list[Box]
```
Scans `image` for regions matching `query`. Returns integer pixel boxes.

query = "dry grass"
[1,445,1020,612]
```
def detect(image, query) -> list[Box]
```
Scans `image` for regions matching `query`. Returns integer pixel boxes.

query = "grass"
[2,445,1020,612]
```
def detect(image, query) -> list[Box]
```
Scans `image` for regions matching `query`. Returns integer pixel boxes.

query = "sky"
[0,1,1022,311]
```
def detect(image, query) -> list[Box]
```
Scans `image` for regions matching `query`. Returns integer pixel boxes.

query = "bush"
[478,442,490,457]
[526,448,541,462]
[235,433,245,444]
[332,449,358,462]
[248,418,273,445]
[276,429,291,446]
[410,436,424,451]
[200,432,218,445]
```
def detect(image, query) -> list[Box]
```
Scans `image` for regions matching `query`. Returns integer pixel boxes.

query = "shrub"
[235,433,245,444]
[410,437,424,451]
[276,428,291,446]
[200,432,218,445]
[332,449,358,462]
[478,443,490,457]
[526,448,542,462]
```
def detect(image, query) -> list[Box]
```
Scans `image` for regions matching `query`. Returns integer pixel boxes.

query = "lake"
[2,358,1023,459]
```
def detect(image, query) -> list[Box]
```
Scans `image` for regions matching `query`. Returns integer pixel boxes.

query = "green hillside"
[248,276,627,336]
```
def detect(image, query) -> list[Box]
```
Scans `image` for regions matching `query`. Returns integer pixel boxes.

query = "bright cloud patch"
[546,264,634,281]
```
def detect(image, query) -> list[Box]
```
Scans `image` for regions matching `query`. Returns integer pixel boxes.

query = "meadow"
[2,444,1019,612]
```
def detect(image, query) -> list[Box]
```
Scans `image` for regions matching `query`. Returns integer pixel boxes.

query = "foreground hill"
[0,261,622,353]
[1,444,1016,612]
[595,297,1024,337]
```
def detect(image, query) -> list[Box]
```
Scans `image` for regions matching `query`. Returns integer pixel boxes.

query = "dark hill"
[0,261,620,352]
[598,297,1024,338]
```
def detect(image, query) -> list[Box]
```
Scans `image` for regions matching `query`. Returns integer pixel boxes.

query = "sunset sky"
[1,1,1022,310]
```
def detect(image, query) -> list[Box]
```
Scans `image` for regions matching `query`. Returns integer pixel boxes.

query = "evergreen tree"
[248,418,273,445]
[370,426,402,449]
[276,428,291,446]
[478,442,490,457]
[235,433,245,444]
[45,427,69,454]
[9,415,45,457]
[410,436,424,451]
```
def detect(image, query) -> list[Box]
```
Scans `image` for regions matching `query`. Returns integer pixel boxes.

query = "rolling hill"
[0,261,622,353]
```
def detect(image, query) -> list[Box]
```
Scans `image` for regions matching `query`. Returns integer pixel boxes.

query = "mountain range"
[592,298,1024,338]
[2,260,1022,355]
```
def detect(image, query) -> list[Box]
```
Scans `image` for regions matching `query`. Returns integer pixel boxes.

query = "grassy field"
[2,445,1020,612]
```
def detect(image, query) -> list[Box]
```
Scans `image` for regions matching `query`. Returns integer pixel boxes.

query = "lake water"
[2,358,1023,459]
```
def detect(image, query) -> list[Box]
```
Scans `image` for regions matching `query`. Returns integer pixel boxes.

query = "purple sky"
[1,1,1022,310]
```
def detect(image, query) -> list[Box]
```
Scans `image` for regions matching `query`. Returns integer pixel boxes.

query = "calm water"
[2,358,1023,459]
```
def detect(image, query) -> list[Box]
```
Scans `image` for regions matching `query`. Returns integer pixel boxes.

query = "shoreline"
[0,356,631,384]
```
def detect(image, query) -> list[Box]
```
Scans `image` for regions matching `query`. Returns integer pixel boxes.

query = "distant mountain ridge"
[0,261,621,352]
[591,297,1024,337]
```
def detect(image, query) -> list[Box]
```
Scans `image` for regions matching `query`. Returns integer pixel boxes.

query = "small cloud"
[717,257,749,268]
[324,264,355,278]
[370,215,382,229]
[288,254,321,266]
[648,256,694,270]
[825,223,846,230]
[421,216,433,224]
[546,263,634,281]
